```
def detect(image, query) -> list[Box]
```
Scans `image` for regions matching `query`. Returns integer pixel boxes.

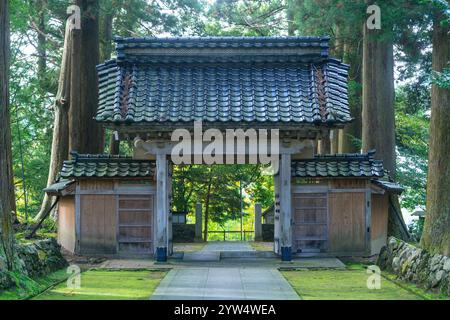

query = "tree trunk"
[362,31,395,175]
[339,32,362,153]
[76,0,103,154]
[0,0,16,270]
[362,14,409,240]
[99,2,113,62]
[421,9,450,256]
[34,21,72,222]
[69,27,82,152]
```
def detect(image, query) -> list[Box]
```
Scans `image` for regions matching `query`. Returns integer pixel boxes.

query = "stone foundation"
[377,237,450,296]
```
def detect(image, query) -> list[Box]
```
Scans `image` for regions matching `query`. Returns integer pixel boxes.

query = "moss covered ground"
[33,269,167,300]
[0,269,69,300]
[282,263,449,300]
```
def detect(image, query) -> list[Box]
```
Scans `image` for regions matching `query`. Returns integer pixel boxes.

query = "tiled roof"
[291,151,385,178]
[372,179,404,194]
[95,36,351,126]
[59,152,156,179]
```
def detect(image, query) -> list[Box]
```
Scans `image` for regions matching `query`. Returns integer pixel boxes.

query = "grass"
[282,264,449,300]
[33,269,167,300]
[0,269,69,300]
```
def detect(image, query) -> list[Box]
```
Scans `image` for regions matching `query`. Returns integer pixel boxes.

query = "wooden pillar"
[254,203,262,241]
[280,153,292,261]
[273,173,281,254]
[167,162,173,255]
[330,129,339,154]
[365,180,372,255]
[195,202,202,241]
[155,153,169,262]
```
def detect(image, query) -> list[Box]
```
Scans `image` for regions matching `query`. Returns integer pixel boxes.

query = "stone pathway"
[201,241,255,252]
[150,267,300,300]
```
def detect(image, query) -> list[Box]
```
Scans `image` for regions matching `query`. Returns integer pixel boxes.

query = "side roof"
[58,151,156,179]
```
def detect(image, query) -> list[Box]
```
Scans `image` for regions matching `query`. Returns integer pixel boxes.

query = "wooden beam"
[155,152,168,261]
[279,153,292,261]
[365,180,372,255]
[273,173,281,254]
[74,182,81,254]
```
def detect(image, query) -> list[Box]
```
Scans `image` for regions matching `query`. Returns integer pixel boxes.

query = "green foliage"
[172,164,273,230]
[408,218,425,242]
[204,0,287,36]
[395,86,430,210]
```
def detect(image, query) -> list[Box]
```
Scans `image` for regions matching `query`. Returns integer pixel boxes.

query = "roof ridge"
[294,150,378,162]
[114,36,331,43]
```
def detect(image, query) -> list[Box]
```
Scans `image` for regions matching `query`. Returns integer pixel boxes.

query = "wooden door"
[292,192,328,253]
[117,194,154,254]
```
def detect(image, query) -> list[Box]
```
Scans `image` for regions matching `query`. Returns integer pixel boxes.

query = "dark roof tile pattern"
[291,150,385,178]
[95,36,350,126]
[96,61,350,124]
[59,152,155,179]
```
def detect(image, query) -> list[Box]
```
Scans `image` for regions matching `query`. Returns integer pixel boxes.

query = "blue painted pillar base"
[281,246,292,261]
[156,247,167,262]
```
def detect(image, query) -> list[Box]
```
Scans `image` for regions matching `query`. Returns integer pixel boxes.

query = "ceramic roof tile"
[59,152,155,179]
[95,37,351,126]
[291,150,385,178]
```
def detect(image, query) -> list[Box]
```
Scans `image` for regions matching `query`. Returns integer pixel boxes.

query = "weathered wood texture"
[80,180,114,191]
[57,196,76,253]
[79,194,116,254]
[371,194,388,255]
[118,195,154,254]
[328,191,366,253]
[279,154,292,256]
[330,179,366,189]
[292,193,328,253]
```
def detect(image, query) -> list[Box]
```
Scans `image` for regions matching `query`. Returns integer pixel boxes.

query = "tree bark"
[362,13,409,240]
[34,21,72,222]
[330,23,344,154]
[0,0,16,270]
[69,27,82,153]
[76,0,103,154]
[421,9,450,256]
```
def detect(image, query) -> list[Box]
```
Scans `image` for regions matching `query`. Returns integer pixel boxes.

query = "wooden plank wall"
[118,195,154,254]
[79,180,116,254]
[328,191,366,253]
[58,196,75,253]
[371,194,388,254]
[292,192,328,253]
